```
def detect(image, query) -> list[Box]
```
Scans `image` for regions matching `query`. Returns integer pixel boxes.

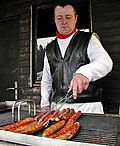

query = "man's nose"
[62,18,67,24]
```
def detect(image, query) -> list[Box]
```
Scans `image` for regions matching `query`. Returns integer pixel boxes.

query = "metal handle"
[12,99,36,122]
[6,87,15,90]
[6,81,18,100]
[15,81,18,100]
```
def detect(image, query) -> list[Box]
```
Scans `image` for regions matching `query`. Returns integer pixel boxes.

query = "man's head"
[54,3,78,35]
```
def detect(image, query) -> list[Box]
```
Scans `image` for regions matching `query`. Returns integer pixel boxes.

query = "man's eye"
[66,16,72,19]
[57,17,62,20]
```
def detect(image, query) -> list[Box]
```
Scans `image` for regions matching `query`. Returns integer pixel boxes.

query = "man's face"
[54,5,78,35]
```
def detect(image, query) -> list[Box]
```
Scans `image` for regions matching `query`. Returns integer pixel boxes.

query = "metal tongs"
[55,88,72,110]
[38,88,72,124]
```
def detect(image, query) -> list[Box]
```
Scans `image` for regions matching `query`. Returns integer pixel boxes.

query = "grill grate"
[70,114,120,146]
[0,111,120,146]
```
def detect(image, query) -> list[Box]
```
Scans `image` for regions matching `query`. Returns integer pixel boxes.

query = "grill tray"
[0,110,120,146]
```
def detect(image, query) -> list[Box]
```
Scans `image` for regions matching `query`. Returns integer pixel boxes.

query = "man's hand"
[70,73,90,99]
[41,105,50,114]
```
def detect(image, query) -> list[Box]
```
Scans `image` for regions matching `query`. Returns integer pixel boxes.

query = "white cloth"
[51,102,104,114]
[41,31,113,114]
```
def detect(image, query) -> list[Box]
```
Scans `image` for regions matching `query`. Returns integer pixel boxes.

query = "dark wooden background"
[92,0,120,113]
[0,0,120,113]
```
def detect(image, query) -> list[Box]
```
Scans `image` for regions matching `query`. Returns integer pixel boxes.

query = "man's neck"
[56,28,77,39]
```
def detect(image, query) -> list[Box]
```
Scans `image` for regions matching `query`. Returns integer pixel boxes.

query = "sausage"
[34,113,43,121]
[63,110,81,129]
[57,109,66,118]
[41,112,55,126]
[68,111,81,122]
[54,114,60,122]
[12,121,36,133]
[38,110,55,123]
[0,117,35,131]
[37,110,55,127]
[12,121,43,134]
[20,122,43,134]
[55,122,80,140]
[50,111,59,121]
[42,120,66,137]
[62,108,75,120]
[50,111,81,138]
[60,110,81,129]
[58,108,70,119]
[51,109,66,122]
[50,119,74,138]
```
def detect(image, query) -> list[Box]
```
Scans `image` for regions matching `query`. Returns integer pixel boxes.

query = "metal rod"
[28,102,31,116]
[17,100,36,121]
[30,4,33,87]
[15,81,18,100]
[18,102,24,121]
[33,100,36,116]
[12,99,36,121]
[12,101,21,122]
[89,0,93,32]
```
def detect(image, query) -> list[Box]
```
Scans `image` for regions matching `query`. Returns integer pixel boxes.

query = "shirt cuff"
[40,90,51,108]
[75,66,92,81]
[41,97,50,108]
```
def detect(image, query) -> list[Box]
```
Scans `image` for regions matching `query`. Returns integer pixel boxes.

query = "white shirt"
[40,32,113,113]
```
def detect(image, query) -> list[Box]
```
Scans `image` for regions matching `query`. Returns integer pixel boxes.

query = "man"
[40,3,113,114]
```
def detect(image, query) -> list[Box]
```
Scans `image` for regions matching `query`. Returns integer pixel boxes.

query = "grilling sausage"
[42,120,66,137]
[55,122,80,140]
[68,111,81,122]
[0,117,35,131]
[13,121,43,134]
[50,108,69,122]
[62,108,75,120]
[41,112,55,126]
[50,111,81,138]
[34,113,43,121]
[58,108,70,119]
[38,110,55,123]
[50,111,59,121]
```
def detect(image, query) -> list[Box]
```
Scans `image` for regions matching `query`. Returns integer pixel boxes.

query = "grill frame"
[0,110,120,146]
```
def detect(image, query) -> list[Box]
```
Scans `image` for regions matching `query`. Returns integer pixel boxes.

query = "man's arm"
[70,34,113,98]
[40,53,52,112]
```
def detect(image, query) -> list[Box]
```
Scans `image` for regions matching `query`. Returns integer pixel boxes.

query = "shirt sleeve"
[40,53,53,108]
[75,34,113,81]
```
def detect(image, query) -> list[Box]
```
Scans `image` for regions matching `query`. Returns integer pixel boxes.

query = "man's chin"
[60,30,71,35]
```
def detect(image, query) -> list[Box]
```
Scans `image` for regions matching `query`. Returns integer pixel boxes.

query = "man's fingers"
[72,81,77,99]
[70,74,90,99]
[81,81,89,91]
[77,80,83,93]
[84,82,89,90]
[70,79,82,99]
[41,106,50,114]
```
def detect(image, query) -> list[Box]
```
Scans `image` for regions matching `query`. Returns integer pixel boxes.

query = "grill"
[72,114,120,145]
[0,110,120,146]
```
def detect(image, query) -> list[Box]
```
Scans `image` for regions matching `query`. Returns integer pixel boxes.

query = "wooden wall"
[0,0,32,99]
[0,0,41,107]
[92,0,120,113]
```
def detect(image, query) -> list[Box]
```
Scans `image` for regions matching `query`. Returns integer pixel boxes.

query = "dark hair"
[54,2,77,15]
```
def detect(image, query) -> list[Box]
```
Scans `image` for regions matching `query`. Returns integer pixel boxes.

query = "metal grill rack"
[0,112,120,146]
